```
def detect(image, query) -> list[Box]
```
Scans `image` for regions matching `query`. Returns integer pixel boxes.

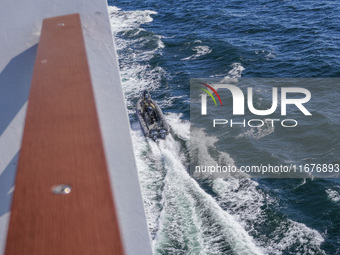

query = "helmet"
[143,90,151,99]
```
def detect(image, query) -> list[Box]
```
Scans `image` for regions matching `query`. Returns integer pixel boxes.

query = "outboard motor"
[159,129,167,139]
[150,130,158,141]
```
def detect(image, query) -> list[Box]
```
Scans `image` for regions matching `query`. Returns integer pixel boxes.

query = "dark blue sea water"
[107,0,340,254]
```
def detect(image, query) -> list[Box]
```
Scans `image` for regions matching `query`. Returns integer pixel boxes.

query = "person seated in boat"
[147,106,156,124]
[142,90,157,123]
[142,90,155,112]
[143,90,153,104]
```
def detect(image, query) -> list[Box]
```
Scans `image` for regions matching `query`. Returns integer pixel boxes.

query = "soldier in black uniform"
[142,90,157,124]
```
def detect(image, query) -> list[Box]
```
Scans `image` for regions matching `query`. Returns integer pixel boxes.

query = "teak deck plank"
[5,14,125,255]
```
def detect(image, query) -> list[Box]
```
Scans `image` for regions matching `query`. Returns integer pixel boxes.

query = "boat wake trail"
[132,114,263,255]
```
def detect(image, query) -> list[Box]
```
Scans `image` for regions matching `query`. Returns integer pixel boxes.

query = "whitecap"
[181,45,212,60]
[326,188,340,202]
[219,62,245,83]
[238,119,275,139]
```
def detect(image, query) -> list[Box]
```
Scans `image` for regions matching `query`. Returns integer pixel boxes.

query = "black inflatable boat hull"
[136,98,170,140]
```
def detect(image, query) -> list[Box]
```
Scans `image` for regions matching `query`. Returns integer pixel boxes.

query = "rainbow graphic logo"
[199,83,223,106]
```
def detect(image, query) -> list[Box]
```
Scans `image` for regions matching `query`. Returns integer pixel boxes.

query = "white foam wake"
[130,112,263,254]
[143,115,263,254]
[108,6,166,113]
[108,6,158,35]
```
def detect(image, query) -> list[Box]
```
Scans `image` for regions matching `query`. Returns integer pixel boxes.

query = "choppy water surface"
[108,1,340,254]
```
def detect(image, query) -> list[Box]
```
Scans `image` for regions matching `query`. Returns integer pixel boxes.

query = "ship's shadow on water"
[0,45,37,217]
[0,152,18,217]
[0,45,37,137]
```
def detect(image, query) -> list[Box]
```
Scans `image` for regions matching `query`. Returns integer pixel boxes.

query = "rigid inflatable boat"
[136,91,170,141]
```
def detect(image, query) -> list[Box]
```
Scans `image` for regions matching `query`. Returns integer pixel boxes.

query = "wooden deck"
[5,14,125,255]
